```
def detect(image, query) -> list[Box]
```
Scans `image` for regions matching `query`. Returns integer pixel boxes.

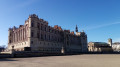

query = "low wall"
[80,52,120,54]
[14,51,63,57]
[1,51,120,58]
[0,54,12,58]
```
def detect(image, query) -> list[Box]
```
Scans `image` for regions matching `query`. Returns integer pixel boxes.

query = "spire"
[75,25,78,32]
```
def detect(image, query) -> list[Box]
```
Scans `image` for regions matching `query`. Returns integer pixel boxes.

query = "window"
[52,36,53,41]
[31,32,34,37]
[31,23,34,27]
[49,29,50,32]
[10,33,11,36]
[37,23,40,29]
[31,41,33,44]
[41,26,42,30]
[45,34,46,40]
[41,34,43,40]
[55,31,56,34]
[37,33,39,38]
[9,40,11,43]
[49,35,50,40]
[52,30,54,33]
[31,20,34,27]
[45,26,46,31]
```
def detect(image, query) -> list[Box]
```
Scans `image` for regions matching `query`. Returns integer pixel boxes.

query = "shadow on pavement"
[0,58,17,61]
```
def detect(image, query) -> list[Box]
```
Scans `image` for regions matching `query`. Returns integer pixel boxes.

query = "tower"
[8,28,13,44]
[75,25,78,32]
[108,38,112,46]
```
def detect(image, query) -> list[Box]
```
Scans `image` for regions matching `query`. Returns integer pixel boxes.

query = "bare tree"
[0,45,6,49]
[0,45,6,52]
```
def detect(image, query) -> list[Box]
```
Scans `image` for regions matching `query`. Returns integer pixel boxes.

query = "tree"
[0,45,6,49]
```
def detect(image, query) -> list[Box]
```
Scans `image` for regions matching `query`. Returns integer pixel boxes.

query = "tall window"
[52,36,53,41]
[10,33,11,36]
[49,35,50,40]
[9,40,11,43]
[31,41,33,44]
[31,23,34,27]
[45,26,46,31]
[48,26,50,32]
[41,34,43,40]
[31,32,34,37]
[55,31,56,34]
[49,29,50,32]
[37,33,39,38]
[45,34,46,40]
[37,23,40,29]
[41,26,42,30]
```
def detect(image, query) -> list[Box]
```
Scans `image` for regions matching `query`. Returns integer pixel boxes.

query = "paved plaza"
[0,54,120,67]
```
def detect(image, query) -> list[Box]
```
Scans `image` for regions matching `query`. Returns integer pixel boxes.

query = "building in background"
[7,14,88,54]
[88,39,113,52]
[108,38,112,46]
[0,45,5,52]
[112,42,120,52]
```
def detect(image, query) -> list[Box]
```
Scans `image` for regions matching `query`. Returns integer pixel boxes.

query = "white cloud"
[113,38,120,43]
[83,22,120,31]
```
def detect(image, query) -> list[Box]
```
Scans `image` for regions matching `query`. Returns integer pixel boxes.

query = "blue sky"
[0,0,120,46]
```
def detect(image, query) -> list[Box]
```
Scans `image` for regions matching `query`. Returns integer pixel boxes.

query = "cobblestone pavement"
[0,54,120,67]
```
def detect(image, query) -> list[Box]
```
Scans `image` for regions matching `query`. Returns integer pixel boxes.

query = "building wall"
[112,43,120,52]
[88,42,94,52]
[88,42,113,52]
[8,41,29,51]
[8,16,31,51]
